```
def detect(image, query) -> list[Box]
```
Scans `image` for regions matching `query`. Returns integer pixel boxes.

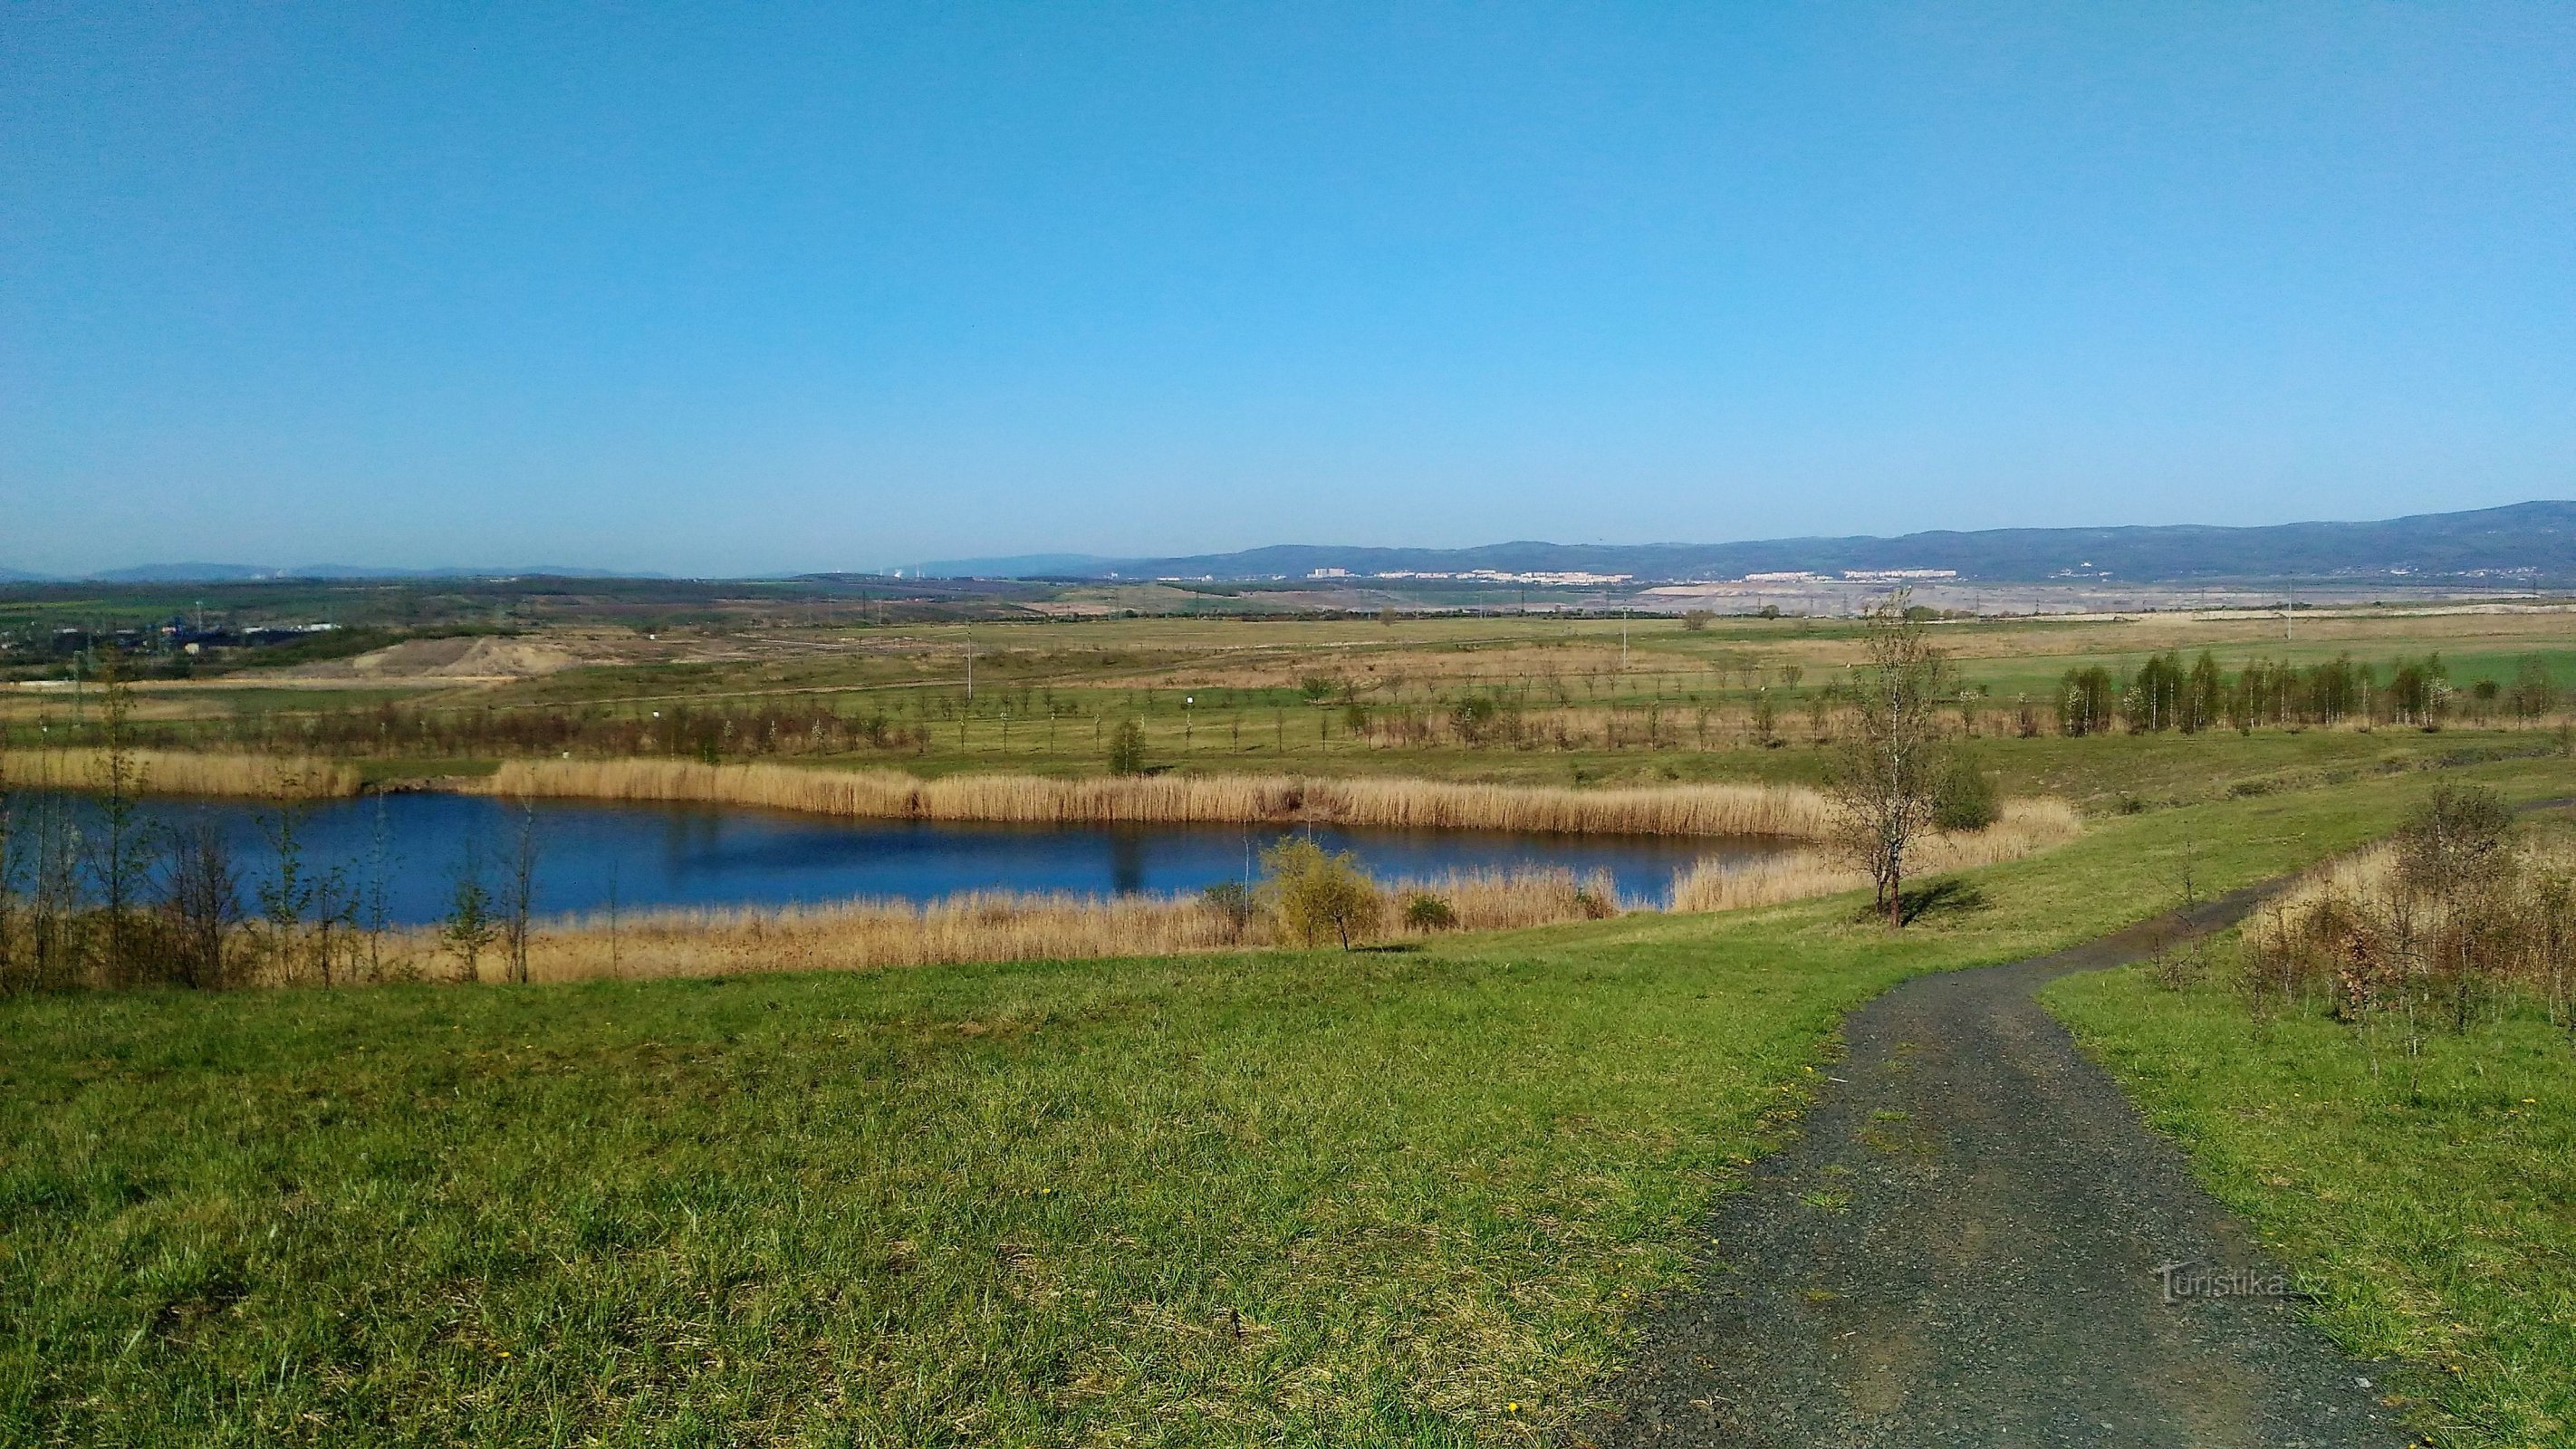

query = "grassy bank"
[2048,918,2576,1444]
[2,762,2567,1444]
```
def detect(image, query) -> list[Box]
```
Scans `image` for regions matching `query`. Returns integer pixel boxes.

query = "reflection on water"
[15,790,1787,926]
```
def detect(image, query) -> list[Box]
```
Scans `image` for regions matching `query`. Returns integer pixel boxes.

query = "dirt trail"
[1593,887,2410,1448]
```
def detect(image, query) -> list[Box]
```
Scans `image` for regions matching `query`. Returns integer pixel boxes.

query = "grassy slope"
[2,762,2568,1447]
[2048,951,2576,1447]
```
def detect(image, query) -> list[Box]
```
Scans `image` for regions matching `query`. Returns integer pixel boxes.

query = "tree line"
[2053,650,2557,736]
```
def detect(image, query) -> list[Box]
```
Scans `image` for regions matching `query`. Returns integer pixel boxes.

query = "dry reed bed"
[0,748,359,800]
[1668,798,2086,913]
[468,757,1837,840]
[463,800,2081,984]
[473,866,1627,984]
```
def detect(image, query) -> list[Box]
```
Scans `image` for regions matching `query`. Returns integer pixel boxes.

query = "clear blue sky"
[5,3,2571,576]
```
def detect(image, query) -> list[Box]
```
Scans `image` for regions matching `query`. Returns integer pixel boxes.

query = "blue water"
[13,790,1780,925]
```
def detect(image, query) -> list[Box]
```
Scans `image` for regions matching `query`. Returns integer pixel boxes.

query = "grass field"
[2048,924,2576,1447]
[5,760,2568,1446]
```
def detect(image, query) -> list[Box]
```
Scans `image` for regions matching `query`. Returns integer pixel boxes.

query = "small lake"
[14,791,1783,926]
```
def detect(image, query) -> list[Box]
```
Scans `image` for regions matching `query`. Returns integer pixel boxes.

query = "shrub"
[2393,783,2513,897]
[1201,880,1254,941]
[1932,761,1999,831]
[1681,609,1713,632]
[1447,695,1500,744]
[1402,893,1457,931]
[1263,838,1382,949]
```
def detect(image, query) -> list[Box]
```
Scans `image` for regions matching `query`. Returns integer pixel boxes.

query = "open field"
[5,759,2571,1444]
[10,606,2574,820]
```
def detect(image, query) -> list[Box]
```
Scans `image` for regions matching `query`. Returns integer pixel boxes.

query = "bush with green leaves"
[1401,893,1456,931]
[1933,761,2000,832]
[1263,838,1382,950]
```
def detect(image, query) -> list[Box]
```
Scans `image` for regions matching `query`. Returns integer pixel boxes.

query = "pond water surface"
[16,790,1787,925]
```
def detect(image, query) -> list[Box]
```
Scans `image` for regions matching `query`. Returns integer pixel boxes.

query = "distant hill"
[1053,501,2576,585]
[73,563,652,583]
[89,562,290,582]
[909,552,1122,578]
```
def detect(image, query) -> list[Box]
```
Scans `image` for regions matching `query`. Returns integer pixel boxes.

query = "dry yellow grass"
[1668,798,2084,913]
[447,865,1625,984]
[0,748,359,799]
[470,757,1837,839]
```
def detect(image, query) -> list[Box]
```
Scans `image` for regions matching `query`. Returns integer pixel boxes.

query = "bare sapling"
[505,800,538,984]
[86,649,159,984]
[257,801,312,983]
[160,816,240,988]
[442,841,497,984]
[1828,591,1951,926]
[0,752,14,992]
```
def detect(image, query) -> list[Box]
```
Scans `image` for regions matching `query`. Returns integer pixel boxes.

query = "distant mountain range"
[12,501,2572,589]
[918,501,2576,585]
[0,563,656,584]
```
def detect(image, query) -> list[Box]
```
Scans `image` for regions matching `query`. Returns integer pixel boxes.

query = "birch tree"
[1830,591,1951,926]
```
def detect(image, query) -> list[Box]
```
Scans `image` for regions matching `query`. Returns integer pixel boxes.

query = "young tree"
[2509,656,2557,722]
[1200,879,1254,943]
[1263,837,1382,949]
[2056,666,2116,736]
[1829,591,1951,926]
[1106,717,1149,775]
[86,648,158,984]
[2182,650,2225,734]
[0,753,16,991]
[442,856,497,984]
[257,801,313,983]
[160,817,240,989]
[359,795,398,983]
[505,801,539,984]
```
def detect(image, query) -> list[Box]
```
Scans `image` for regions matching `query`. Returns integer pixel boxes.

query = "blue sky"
[5,3,2571,575]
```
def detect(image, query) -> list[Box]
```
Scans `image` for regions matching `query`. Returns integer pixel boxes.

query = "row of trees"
[2057,651,2555,736]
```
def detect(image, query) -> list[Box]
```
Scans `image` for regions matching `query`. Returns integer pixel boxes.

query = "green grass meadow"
[2050,941,2576,1447]
[2,761,2571,1445]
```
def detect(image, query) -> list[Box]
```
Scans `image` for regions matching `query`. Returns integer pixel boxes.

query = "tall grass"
[0,748,359,799]
[1668,798,2085,913]
[469,757,1837,839]
[436,866,1627,984]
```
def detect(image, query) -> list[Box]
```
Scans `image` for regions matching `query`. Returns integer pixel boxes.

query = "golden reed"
[1667,798,2085,913]
[463,866,1626,984]
[457,801,2081,984]
[468,757,1839,840]
[0,748,359,800]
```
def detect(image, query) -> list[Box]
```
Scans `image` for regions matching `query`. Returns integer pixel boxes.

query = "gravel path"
[1591,885,2413,1448]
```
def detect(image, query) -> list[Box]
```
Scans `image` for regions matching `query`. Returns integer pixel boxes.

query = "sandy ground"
[283,636,585,680]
